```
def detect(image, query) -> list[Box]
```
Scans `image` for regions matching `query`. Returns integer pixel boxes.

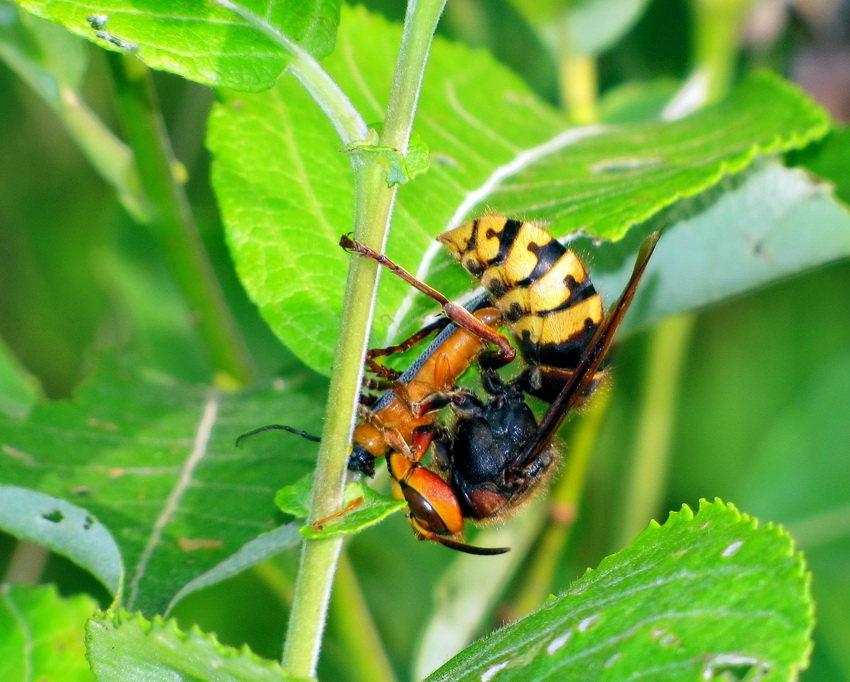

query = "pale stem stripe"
[127,396,220,608]
[385,124,607,343]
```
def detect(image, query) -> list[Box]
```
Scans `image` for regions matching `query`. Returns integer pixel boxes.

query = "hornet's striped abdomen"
[438,216,603,372]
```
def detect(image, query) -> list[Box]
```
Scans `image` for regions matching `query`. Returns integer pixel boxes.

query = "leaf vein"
[126,394,220,609]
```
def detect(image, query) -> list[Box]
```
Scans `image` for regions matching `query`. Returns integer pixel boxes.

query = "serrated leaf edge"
[86,609,297,675]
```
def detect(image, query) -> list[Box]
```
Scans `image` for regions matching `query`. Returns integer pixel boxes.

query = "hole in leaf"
[702,654,770,681]
[577,612,603,632]
[546,630,572,655]
[42,510,64,523]
[604,652,622,668]
[480,661,508,682]
[721,540,744,558]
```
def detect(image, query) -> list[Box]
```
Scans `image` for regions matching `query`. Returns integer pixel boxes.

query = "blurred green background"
[1,0,849,679]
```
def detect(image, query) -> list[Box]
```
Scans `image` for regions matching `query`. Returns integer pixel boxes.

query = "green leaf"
[0,584,96,681]
[299,480,406,539]
[165,522,302,615]
[14,0,342,91]
[209,82,351,375]
[0,363,322,614]
[210,4,830,375]
[484,73,828,239]
[584,161,850,337]
[426,500,812,681]
[275,473,407,540]
[0,486,123,596]
[86,609,300,681]
[274,472,314,518]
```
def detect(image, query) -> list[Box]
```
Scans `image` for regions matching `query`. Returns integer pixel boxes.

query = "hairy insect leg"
[364,362,402,380]
[340,234,515,366]
[410,386,479,417]
[365,318,451,378]
[311,496,365,531]
[360,378,397,396]
[365,317,451,379]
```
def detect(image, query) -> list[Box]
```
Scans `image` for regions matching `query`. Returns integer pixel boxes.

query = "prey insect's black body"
[343,218,660,530]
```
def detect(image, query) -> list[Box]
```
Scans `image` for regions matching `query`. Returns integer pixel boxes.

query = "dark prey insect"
[240,294,513,554]
[341,218,659,540]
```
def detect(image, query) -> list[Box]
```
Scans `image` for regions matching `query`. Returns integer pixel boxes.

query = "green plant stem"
[611,315,695,551]
[692,0,754,102]
[54,84,147,221]
[509,388,613,619]
[329,553,397,682]
[553,15,598,124]
[380,0,447,153]
[559,53,598,124]
[106,55,254,386]
[281,2,447,676]
[280,177,382,675]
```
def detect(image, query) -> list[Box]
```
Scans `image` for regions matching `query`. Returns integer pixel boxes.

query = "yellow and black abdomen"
[438,216,603,375]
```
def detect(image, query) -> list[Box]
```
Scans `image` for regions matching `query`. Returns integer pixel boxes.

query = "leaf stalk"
[611,315,695,550]
[692,0,753,102]
[211,0,368,145]
[106,54,255,386]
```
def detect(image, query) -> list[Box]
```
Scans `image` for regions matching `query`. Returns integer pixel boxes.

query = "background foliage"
[1,0,849,680]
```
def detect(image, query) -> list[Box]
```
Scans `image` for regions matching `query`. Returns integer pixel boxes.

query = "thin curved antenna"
[235,424,321,447]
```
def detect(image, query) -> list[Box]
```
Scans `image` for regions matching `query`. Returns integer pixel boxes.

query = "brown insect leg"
[340,235,515,365]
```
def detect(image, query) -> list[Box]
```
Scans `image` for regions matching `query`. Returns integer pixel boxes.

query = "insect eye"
[403,488,450,534]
